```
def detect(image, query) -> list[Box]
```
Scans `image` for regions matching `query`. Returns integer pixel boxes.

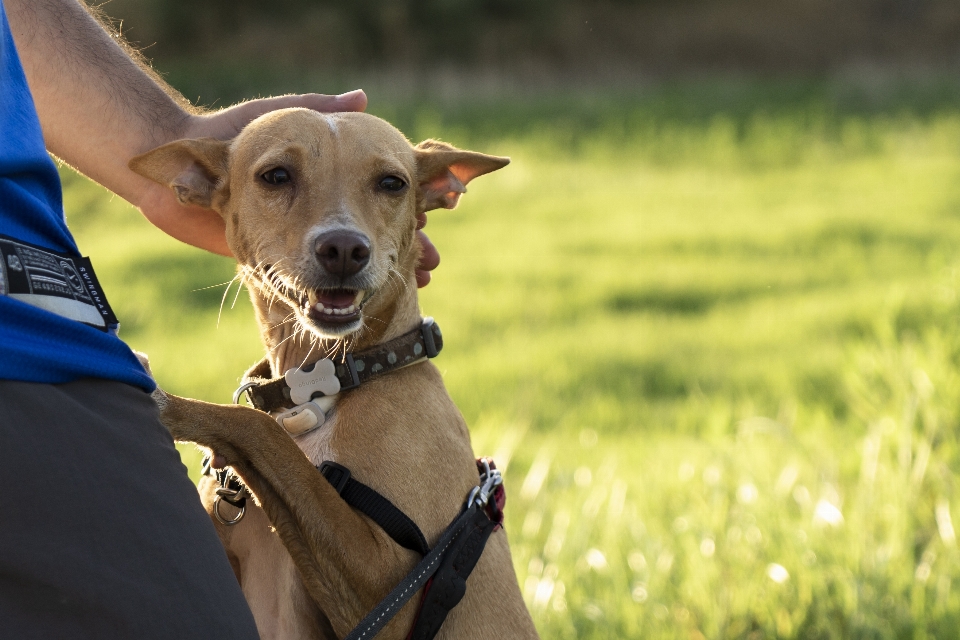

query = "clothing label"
[0,235,119,332]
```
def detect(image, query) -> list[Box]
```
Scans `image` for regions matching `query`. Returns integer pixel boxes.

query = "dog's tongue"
[317,289,356,309]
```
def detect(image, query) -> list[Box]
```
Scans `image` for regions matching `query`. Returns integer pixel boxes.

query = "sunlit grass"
[65,79,960,637]
[484,321,960,638]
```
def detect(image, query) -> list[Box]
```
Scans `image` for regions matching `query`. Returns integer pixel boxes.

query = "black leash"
[342,503,481,640]
[327,459,504,640]
[407,505,500,640]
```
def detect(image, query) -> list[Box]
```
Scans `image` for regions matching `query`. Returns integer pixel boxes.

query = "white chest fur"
[291,405,338,466]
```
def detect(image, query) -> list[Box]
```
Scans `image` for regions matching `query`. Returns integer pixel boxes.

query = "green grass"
[66,76,960,638]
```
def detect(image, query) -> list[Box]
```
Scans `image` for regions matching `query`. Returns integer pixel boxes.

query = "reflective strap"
[406,507,498,640]
[342,504,478,640]
[8,292,106,327]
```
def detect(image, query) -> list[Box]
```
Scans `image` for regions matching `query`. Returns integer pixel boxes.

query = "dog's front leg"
[156,391,421,639]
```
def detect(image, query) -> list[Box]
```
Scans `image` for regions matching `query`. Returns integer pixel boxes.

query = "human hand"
[416,215,440,288]
[182,90,368,144]
[137,90,440,286]
[136,91,369,256]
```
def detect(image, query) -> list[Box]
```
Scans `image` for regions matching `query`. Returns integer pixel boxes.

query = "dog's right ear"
[414,140,509,211]
[129,138,230,210]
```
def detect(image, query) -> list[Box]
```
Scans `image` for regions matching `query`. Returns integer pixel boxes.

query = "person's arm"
[3,0,367,256]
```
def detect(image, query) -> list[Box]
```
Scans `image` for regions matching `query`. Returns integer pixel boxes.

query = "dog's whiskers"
[193,277,240,292]
[384,267,408,299]
[270,324,303,353]
[230,278,246,310]
[363,313,388,328]
[216,272,243,328]
[269,312,297,331]
[241,255,408,374]
[298,340,318,371]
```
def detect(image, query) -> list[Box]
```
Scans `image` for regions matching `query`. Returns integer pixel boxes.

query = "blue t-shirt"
[0,1,154,391]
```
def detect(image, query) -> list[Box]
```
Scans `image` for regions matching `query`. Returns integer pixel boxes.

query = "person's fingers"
[272,90,368,114]
[416,230,440,289]
[416,212,427,230]
[329,89,368,112]
[263,90,367,114]
[417,230,440,271]
[187,91,368,140]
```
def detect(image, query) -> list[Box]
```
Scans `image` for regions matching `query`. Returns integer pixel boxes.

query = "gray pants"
[0,379,259,639]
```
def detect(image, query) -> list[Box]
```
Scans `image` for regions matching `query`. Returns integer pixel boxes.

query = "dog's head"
[131,109,508,342]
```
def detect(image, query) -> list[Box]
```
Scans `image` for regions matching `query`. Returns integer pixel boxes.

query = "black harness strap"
[342,504,482,640]
[322,459,505,640]
[319,461,430,557]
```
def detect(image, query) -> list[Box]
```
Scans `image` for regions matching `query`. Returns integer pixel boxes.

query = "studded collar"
[240,317,443,415]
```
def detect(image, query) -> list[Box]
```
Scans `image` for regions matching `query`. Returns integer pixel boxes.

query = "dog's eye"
[261,168,291,186]
[378,176,406,192]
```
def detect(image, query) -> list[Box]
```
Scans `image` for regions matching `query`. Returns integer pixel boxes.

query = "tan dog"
[131,109,539,640]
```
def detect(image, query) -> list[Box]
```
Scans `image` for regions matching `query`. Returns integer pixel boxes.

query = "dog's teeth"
[315,300,358,316]
[352,291,365,306]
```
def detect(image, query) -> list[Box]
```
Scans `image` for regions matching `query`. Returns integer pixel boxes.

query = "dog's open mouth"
[305,288,366,325]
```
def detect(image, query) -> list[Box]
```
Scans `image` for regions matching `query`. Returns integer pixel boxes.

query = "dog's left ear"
[415,140,509,211]
[129,138,230,210]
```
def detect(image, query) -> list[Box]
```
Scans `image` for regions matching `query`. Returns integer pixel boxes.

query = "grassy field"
[66,76,960,638]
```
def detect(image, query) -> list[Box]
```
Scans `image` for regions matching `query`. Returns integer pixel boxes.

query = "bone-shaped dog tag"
[275,402,326,436]
[285,359,341,405]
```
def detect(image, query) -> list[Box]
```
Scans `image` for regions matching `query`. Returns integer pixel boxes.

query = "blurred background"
[68,0,960,637]
[95,0,960,91]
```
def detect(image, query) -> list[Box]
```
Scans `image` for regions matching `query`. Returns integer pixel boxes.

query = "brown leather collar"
[241,318,443,413]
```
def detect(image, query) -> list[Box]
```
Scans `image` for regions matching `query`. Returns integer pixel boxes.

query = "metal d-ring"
[214,495,246,526]
[232,381,259,405]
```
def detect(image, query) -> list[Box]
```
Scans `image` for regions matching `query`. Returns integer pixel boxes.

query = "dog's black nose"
[314,231,371,278]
